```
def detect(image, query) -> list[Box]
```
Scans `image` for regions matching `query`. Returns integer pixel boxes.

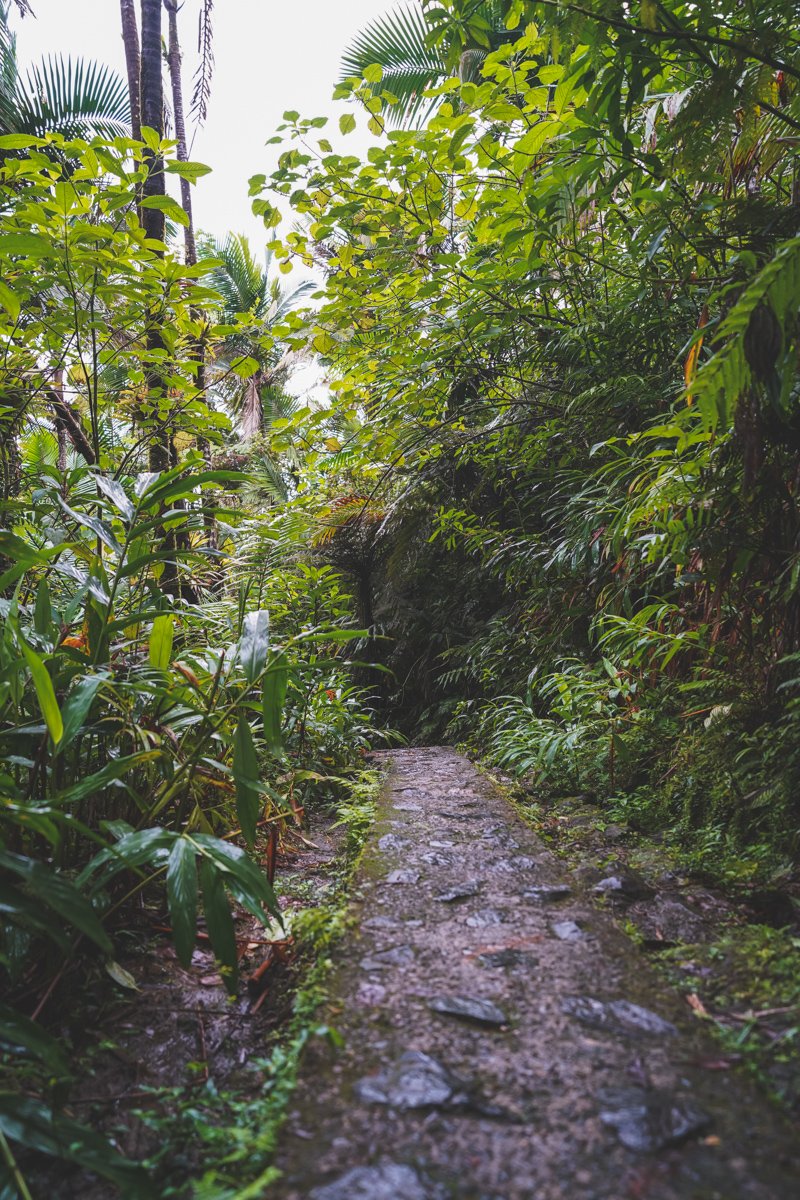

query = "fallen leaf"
[686,992,708,1017]
[106,960,139,991]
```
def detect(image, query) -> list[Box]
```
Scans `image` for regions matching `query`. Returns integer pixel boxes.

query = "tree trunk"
[119,0,141,141]
[139,0,165,254]
[139,0,169,479]
[164,0,196,265]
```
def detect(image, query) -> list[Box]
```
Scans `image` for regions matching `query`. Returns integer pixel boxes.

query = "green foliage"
[253,0,800,869]
[0,128,385,1191]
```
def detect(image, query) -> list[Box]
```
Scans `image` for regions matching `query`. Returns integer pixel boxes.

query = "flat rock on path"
[270,748,797,1199]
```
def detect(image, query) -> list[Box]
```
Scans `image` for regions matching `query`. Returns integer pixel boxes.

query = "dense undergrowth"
[253,0,800,890]
[2,0,800,1194]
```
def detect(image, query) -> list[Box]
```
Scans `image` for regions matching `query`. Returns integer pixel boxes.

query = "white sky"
[12,0,394,246]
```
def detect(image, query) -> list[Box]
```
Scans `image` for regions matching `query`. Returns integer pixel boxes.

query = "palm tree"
[199,234,314,440]
[339,0,513,128]
[0,4,130,140]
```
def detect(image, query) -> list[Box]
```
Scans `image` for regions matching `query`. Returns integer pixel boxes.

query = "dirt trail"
[271,748,797,1200]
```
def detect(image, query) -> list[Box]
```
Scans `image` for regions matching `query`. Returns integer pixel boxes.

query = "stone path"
[270,748,798,1199]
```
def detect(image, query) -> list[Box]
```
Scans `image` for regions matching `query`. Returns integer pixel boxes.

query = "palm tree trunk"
[163,0,196,265]
[139,0,169,481]
[119,0,141,141]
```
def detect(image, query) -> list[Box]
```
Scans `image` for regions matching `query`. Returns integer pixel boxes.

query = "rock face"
[271,747,799,1200]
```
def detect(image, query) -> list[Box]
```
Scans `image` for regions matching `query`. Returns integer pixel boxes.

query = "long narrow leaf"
[232,715,261,847]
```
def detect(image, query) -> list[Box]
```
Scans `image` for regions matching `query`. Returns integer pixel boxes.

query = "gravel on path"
[270,748,798,1200]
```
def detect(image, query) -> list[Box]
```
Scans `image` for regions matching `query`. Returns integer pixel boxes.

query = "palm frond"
[15,56,130,139]
[339,2,447,128]
[200,234,268,316]
[191,0,214,124]
[0,4,18,134]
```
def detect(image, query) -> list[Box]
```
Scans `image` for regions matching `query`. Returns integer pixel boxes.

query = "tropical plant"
[257,0,800,870]
[199,233,313,439]
[0,4,130,139]
[339,0,513,126]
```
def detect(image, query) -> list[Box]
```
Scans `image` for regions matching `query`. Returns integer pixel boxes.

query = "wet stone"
[362,916,399,930]
[421,851,455,867]
[523,885,572,904]
[434,881,481,903]
[593,872,655,902]
[429,994,508,1028]
[378,833,409,852]
[551,920,584,942]
[356,982,388,1006]
[562,996,677,1037]
[626,896,709,946]
[477,948,538,970]
[309,1163,438,1200]
[466,908,506,928]
[361,945,415,972]
[437,811,484,821]
[597,1087,710,1152]
[354,1051,460,1110]
[386,869,420,885]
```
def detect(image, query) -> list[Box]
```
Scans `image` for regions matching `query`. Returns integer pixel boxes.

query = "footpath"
[271,747,798,1200]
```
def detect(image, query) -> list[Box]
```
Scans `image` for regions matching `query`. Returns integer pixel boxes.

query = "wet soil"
[271,747,799,1200]
[22,815,345,1198]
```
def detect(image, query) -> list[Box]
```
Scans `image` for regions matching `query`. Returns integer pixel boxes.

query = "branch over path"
[272,748,797,1199]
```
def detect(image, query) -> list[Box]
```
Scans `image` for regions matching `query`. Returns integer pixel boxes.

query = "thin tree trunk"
[140,0,165,252]
[140,0,169,478]
[163,0,221,588]
[164,0,196,265]
[119,0,142,142]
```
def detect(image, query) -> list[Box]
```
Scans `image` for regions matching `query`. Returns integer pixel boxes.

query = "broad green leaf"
[0,279,20,321]
[95,475,135,522]
[105,961,139,990]
[0,1094,150,1195]
[18,636,63,745]
[149,614,174,670]
[167,838,197,967]
[239,609,270,683]
[140,193,190,226]
[79,826,175,886]
[339,113,357,135]
[0,852,111,954]
[199,857,238,992]
[59,673,108,749]
[233,715,261,847]
[165,159,212,182]
[0,1004,68,1074]
[0,233,53,257]
[0,133,46,149]
[262,653,288,756]
[57,496,121,553]
[194,835,280,921]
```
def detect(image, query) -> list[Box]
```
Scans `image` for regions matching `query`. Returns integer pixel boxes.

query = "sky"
[12,0,395,245]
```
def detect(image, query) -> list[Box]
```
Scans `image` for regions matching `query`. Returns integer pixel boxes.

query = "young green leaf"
[239,609,270,683]
[149,614,174,670]
[59,673,108,749]
[263,653,289,756]
[167,837,198,967]
[232,715,261,847]
[199,858,238,993]
[18,636,63,745]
